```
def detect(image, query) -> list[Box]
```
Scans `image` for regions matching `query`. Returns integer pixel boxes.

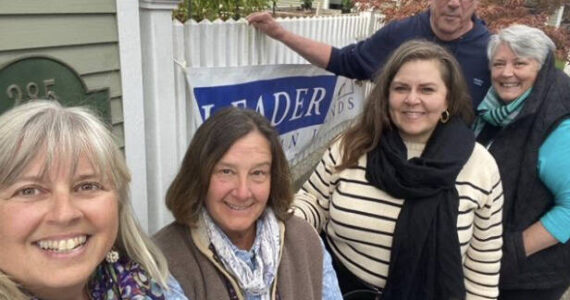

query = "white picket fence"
[173,11,383,68]
[171,11,383,180]
[170,11,382,147]
[136,10,384,233]
[170,11,383,183]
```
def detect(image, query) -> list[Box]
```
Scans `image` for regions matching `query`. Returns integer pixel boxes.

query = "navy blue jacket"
[326,10,491,108]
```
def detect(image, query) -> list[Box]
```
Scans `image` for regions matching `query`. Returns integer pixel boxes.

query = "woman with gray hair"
[473,24,570,300]
[0,100,187,299]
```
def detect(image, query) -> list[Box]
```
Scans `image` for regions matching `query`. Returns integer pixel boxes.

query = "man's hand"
[247,12,287,40]
[246,11,332,68]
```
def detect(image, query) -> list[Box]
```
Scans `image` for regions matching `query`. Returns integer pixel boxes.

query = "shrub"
[478,0,569,62]
[173,0,270,22]
[301,0,313,10]
[352,0,569,62]
[341,0,355,13]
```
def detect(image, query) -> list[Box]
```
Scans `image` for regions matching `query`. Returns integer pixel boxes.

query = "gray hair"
[488,24,556,68]
[0,100,169,298]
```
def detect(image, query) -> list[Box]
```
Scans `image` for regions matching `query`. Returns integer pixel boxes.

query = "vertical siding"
[0,0,124,147]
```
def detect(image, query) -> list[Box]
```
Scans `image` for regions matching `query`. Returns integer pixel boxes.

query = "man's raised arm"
[247,12,333,69]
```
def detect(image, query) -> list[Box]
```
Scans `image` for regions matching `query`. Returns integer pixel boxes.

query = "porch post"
[139,0,182,233]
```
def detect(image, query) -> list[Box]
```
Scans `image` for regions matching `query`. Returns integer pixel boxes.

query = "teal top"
[539,118,570,243]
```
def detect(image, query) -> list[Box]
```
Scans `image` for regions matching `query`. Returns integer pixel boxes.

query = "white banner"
[185,64,364,176]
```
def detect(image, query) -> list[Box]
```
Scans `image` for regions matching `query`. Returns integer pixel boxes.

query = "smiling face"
[491,43,540,103]
[205,130,272,250]
[389,59,449,143]
[430,0,477,41]
[0,154,118,299]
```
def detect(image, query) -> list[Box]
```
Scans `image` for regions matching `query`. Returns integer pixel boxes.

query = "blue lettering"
[347,97,354,110]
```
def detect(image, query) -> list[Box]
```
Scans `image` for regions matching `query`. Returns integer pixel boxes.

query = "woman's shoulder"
[327,137,344,160]
[327,135,367,168]
[283,216,322,245]
[284,215,319,233]
[469,142,498,165]
[463,142,498,168]
[457,142,501,188]
[154,222,188,244]
[281,216,324,269]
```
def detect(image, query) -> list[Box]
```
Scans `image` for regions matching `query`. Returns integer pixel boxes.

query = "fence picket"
[178,12,380,68]
[175,12,380,109]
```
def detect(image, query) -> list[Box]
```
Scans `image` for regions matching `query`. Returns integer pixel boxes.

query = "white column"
[139,0,183,233]
[548,5,565,27]
[116,0,149,231]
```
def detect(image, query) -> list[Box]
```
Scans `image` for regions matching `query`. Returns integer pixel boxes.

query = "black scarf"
[366,117,475,300]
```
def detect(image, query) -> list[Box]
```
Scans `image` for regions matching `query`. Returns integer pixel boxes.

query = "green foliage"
[173,0,270,22]
[341,0,354,13]
[352,0,570,62]
[555,58,568,70]
[301,0,313,10]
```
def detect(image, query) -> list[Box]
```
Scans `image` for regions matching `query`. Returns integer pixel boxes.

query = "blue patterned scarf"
[203,208,281,300]
[88,255,166,300]
[30,255,165,299]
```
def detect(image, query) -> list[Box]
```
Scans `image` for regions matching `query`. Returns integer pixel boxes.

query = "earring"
[440,110,450,123]
[106,249,119,263]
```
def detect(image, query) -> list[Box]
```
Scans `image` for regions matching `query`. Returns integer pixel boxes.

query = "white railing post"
[548,5,565,27]
[116,0,149,232]
[364,11,376,37]
[139,0,181,233]
[172,20,190,165]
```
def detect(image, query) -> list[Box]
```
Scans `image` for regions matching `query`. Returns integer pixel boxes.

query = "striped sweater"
[293,139,504,299]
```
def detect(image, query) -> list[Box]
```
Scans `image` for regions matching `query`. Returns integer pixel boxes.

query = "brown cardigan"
[154,215,323,300]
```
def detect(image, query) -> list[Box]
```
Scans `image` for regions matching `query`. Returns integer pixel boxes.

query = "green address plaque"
[0,56,111,123]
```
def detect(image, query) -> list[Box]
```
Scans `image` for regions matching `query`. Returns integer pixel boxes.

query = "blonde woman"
[0,100,186,300]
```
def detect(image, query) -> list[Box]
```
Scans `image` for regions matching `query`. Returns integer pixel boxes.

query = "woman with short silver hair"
[473,24,570,300]
[486,24,555,69]
[0,100,187,300]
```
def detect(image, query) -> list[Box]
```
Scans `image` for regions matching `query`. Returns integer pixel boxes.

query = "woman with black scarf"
[293,40,504,300]
[473,24,570,300]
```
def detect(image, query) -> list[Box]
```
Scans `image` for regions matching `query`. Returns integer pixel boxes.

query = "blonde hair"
[0,100,169,299]
[0,273,26,300]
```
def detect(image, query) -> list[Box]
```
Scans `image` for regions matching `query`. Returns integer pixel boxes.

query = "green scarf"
[472,86,533,136]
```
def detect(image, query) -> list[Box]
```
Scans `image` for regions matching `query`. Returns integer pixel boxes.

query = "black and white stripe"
[293,141,504,299]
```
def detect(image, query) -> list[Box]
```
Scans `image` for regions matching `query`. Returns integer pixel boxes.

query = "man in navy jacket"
[248,0,490,108]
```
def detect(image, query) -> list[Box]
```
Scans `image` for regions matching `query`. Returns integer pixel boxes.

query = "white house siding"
[0,0,125,147]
